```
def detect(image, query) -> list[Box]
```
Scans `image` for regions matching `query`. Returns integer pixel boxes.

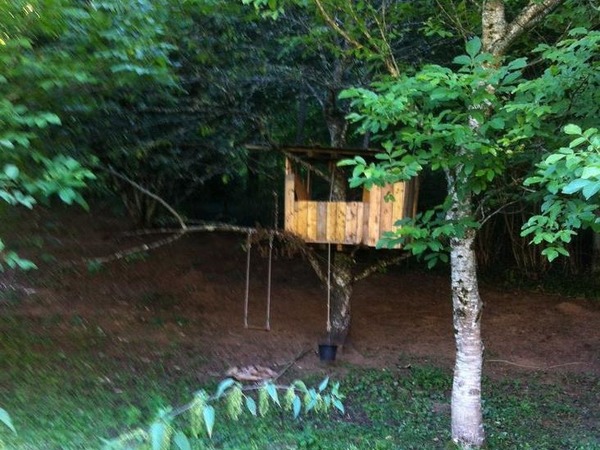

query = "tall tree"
[341,4,599,448]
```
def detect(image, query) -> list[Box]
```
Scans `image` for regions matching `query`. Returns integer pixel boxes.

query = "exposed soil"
[2,206,599,381]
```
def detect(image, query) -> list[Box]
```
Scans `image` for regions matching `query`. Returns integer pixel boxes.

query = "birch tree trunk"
[442,3,564,447]
[446,169,485,448]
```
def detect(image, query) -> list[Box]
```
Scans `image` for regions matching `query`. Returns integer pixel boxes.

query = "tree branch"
[313,0,365,52]
[105,166,187,231]
[354,252,410,282]
[488,0,564,56]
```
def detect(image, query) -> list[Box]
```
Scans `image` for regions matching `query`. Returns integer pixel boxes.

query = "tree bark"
[323,59,355,342]
[329,251,354,343]
[446,171,485,448]
[483,0,562,57]
[443,3,565,447]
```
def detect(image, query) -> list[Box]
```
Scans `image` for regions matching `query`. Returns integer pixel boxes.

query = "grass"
[0,317,598,449]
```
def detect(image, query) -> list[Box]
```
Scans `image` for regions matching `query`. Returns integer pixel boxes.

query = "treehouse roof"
[245,144,378,161]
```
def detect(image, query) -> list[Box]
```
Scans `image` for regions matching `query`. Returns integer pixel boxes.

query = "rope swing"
[243,192,278,331]
[326,168,335,335]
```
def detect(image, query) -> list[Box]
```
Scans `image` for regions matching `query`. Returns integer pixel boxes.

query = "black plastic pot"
[318,343,338,362]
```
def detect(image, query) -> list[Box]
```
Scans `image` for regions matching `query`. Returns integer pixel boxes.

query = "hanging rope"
[326,167,336,334]
[326,242,332,333]
[264,191,278,331]
[243,192,278,331]
[244,231,252,329]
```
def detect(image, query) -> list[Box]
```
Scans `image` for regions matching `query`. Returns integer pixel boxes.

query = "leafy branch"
[102,377,344,450]
[521,125,600,261]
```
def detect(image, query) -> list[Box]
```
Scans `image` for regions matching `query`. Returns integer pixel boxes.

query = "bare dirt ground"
[2,205,600,381]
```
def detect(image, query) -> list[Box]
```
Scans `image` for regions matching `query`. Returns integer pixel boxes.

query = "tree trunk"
[329,251,354,343]
[323,60,354,342]
[450,229,485,447]
[447,171,485,448]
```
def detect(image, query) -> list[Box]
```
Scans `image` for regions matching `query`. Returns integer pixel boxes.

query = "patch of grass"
[1,316,598,449]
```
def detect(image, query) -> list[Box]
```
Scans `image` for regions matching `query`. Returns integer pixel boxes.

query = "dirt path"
[2,208,599,380]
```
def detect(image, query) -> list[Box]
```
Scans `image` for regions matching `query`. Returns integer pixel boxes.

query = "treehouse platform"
[282,146,419,247]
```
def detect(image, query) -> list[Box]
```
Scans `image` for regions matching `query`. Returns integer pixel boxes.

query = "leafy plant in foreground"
[522,125,600,261]
[102,377,344,450]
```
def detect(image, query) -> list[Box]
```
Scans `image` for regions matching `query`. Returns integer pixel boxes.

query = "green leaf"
[58,188,75,204]
[265,383,280,406]
[292,396,301,418]
[0,139,14,149]
[173,431,191,450]
[245,396,257,416]
[569,137,587,148]
[4,164,19,180]
[466,37,482,58]
[203,405,215,438]
[507,57,527,70]
[150,421,169,450]
[582,182,600,200]
[562,179,589,195]
[453,55,471,66]
[333,399,345,414]
[564,124,582,135]
[488,117,505,130]
[0,408,16,434]
[542,248,560,262]
[581,167,600,180]
[15,258,37,270]
[545,153,566,165]
[318,377,329,393]
[215,378,235,398]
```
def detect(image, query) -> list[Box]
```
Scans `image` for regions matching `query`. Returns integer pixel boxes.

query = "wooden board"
[334,202,346,243]
[294,201,308,239]
[380,184,394,237]
[307,201,317,241]
[366,186,381,246]
[326,202,337,242]
[284,178,418,246]
[392,182,406,230]
[344,202,363,244]
[361,203,370,245]
[284,173,295,232]
[316,202,327,242]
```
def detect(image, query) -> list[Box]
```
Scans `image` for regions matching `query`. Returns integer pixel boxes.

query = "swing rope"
[326,168,335,334]
[265,191,278,331]
[243,231,252,329]
[326,242,332,334]
[243,192,277,331]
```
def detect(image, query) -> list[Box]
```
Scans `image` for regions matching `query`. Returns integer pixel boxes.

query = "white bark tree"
[447,2,563,445]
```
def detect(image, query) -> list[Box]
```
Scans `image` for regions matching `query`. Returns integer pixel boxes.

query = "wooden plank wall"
[283,171,419,247]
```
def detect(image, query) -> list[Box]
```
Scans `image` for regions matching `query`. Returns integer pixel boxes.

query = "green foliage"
[103,377,345,450]
[338,38,525,260]
[0,319,597,450]
[339,30,599,264]
[0,408,16,435]
[522,126,600,261]
[0,3,97,270]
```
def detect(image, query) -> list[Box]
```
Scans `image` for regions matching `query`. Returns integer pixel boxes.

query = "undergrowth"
[0,317,598,449]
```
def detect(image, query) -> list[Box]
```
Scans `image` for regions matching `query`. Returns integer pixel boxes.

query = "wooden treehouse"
[283,146,419,247]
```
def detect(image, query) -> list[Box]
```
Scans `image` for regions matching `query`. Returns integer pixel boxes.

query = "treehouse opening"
[282,146,419,247]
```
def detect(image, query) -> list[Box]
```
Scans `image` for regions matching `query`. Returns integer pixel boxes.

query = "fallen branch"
[105,166,187,231]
